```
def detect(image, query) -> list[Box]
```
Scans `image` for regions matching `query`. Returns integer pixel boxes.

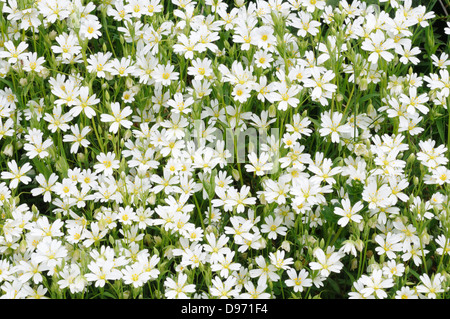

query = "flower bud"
[2,143,13,157]
[72,248,81,263]
[235,0,245,7]
[258,237,267,250]
[104,90,110,102]
[407,152,416,166]
[49,30,58,41]
[426,27,435,54]
[355,239,364,252]
[268,104,277,118]
[294,260,303,271]
[231,168,240,181]
[19,239,27,254]
[359,78,368,91]
[153,235,162,246]
[39,67,50,79]
[259,193,267,205]
[125,77,134,89]
[154,290,163,299]
[420,230,431,245]
[354,143,368,157]
[281,240,291,252]
[164,245,174,260]
[77,152,86,163]
[248,140,256,154]
[350,258,358,271]
[147,192,156,205]
[205,224,216,234]
[143,234,153,246]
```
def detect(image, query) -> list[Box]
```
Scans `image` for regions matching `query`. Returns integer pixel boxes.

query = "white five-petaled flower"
[31,173,59,203]
[303,69,337,106]
[272,84,301,111]
[260,215,287,240]
[360,269,394,299]
[416,273,445,299]
[249,255,280,286]
[1,160,32,189]
[334,198,364,227]
[224,185,257,214]
[319,111,351,143]
[100,102,133,133]
[63,125,91,154]
[164,272,196,299]
[94,152,120,176]
[309,248,344,277]
[245,152,273,176]
[285,268,313,293]
[0,41,29,64]
[153,63,179,86]
[361,30,395,64]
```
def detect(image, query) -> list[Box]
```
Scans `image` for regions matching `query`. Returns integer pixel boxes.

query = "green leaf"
[100,291,116,299]
[358,93,380,104]
[0,77,13,88]
[322,204,340,223]
[32,158,51,179]
[343,268,356,283]
[327,277,342,296]
[408,268,421,281]
[436,117,445,145]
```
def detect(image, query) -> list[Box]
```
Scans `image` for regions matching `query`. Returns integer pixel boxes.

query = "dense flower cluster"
[0,0,449,299]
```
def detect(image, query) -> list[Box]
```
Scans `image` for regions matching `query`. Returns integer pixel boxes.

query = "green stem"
[357,230,370,279]
[102,8,117,58]
[278,270,285,298]
[328,226,344,248]
[447,96,450,152]
[234,132,244,187]
[91,116,105,153]
[436,236,448,273]
[193,193,205,231]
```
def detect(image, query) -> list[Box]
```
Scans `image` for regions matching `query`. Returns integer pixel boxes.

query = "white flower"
[164,273,196,299]
[0,41,28,64]
[94,152,120,176]
[122,263,151,288]
[374,232,404,260]
[285,269,312,293]
[153,63,179,86]
[209,276,240,299]
[395,41,421,65]
[303,69,337,106]
[416,273,445,299]
[309,248,344,277]
[63,125,91,154]
[334,198,364,227]
[249,255,280,286]
[260,215,287,240]
[1,160,32,189]
[319,111,351,143]
[360,269,394,299]
[361,30,395,64]
[80,18,102,40]
[100,102,133,134]
[245,152,273,176]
